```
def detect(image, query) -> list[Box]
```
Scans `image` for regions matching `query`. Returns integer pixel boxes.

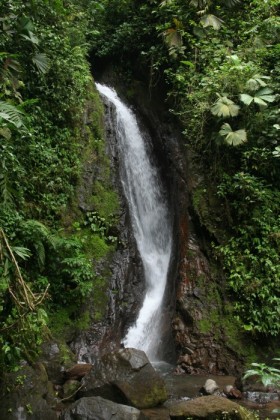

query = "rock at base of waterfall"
[61,396,148,420]
[64,363,92,380]
[224,385,242,399]
[0,363,57,420]
[62,379,81,401]
[200,379,220,395]
[169,395,256,419]
[79,348,168,409]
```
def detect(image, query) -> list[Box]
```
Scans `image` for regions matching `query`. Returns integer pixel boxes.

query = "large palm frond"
[0,100,24,128]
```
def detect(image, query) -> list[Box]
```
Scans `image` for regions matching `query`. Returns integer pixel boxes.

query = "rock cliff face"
[72,69,245,373]
[69,89,145,362]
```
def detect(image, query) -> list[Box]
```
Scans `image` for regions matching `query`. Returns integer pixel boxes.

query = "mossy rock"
[0,363,57,420]
[169,395,257,419]
[80,348,168,409]
[39,339,76,384]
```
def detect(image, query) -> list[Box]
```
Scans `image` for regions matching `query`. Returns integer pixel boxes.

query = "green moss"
[198,318,213,334]
[92,276,109,321]
[76,310,91,330]
[192,182,228,243]
[130,383,168,409]
[48,307,91,341]
[195,274,257,362]
[88,233,114,261]
[92,181,120,220]
[88,86,105,140]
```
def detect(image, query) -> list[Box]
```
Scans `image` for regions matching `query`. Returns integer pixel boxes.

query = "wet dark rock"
[69,90,145,363]
[243,391,279,404]
[39,339,76,384]
[0,363,57,420]
[61,396,148,420]
[79,348,168,409]
[168,395,255,419]
[224,385,242,399]
[63,379,81,401]
[64,363,92,380]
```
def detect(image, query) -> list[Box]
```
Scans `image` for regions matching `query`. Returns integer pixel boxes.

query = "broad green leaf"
[211,96,239,117]
[243,369,262,379]
[246,78,259,91]
[163,28,182,48]
[180,61,195,68]
[240,87,276,107]
[254,97,268,106]
[0,127,11,139]
[269,367,280,373]
[200,14,223,30]
[240,94,253,105]
[0,101,24,128]
[18,17,34,33]
[34,241,45,269]
[246,74,270,91]
[255,87,276,103]
[255,78,268,87]
[20,32,39,45]
[219,123,247,146]
[32,53,50,74]
[261,374,274,387]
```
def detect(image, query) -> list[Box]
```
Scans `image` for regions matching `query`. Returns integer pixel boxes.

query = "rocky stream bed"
[1,346,279,419]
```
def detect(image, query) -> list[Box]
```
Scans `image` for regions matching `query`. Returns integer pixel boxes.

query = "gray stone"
[63,379,81,401]
[80,348,168,409]
[0,364,57,420]
[61,396,147,419]
[40,339,76,384]
[243,391,279,404]
[202,379,220,395]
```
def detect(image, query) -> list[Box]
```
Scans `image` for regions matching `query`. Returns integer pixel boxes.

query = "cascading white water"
[96,83,172,361]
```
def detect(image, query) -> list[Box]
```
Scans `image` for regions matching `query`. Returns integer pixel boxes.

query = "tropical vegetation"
[0,0,279,372]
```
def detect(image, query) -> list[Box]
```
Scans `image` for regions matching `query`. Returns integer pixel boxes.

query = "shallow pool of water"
[153,362,280,419]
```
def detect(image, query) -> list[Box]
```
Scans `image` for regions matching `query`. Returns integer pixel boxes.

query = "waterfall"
[96,83,172,361]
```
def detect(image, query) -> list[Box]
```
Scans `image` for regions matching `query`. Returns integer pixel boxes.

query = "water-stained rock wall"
[94,70,246,375]
[72,67,247,373]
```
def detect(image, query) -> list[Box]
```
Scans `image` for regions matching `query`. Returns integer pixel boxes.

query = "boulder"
[224,385,242,399]
[61,396,148,419]
[200,379,220,395]
[65,363,92,380]
[40,339,76,384]
[168,395,255,419]
[0,363,57,420]
[80,348,168,409]
[63,379,81,401]
[243,391,279,404]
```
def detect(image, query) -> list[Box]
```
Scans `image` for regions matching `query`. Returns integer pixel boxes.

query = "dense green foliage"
[0,0,279,372]
[244,358,280,388]
[90,0,280,336]
[0,0,119,370]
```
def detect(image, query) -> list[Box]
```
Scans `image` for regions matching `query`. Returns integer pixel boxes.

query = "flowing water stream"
[96,84,172,361]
